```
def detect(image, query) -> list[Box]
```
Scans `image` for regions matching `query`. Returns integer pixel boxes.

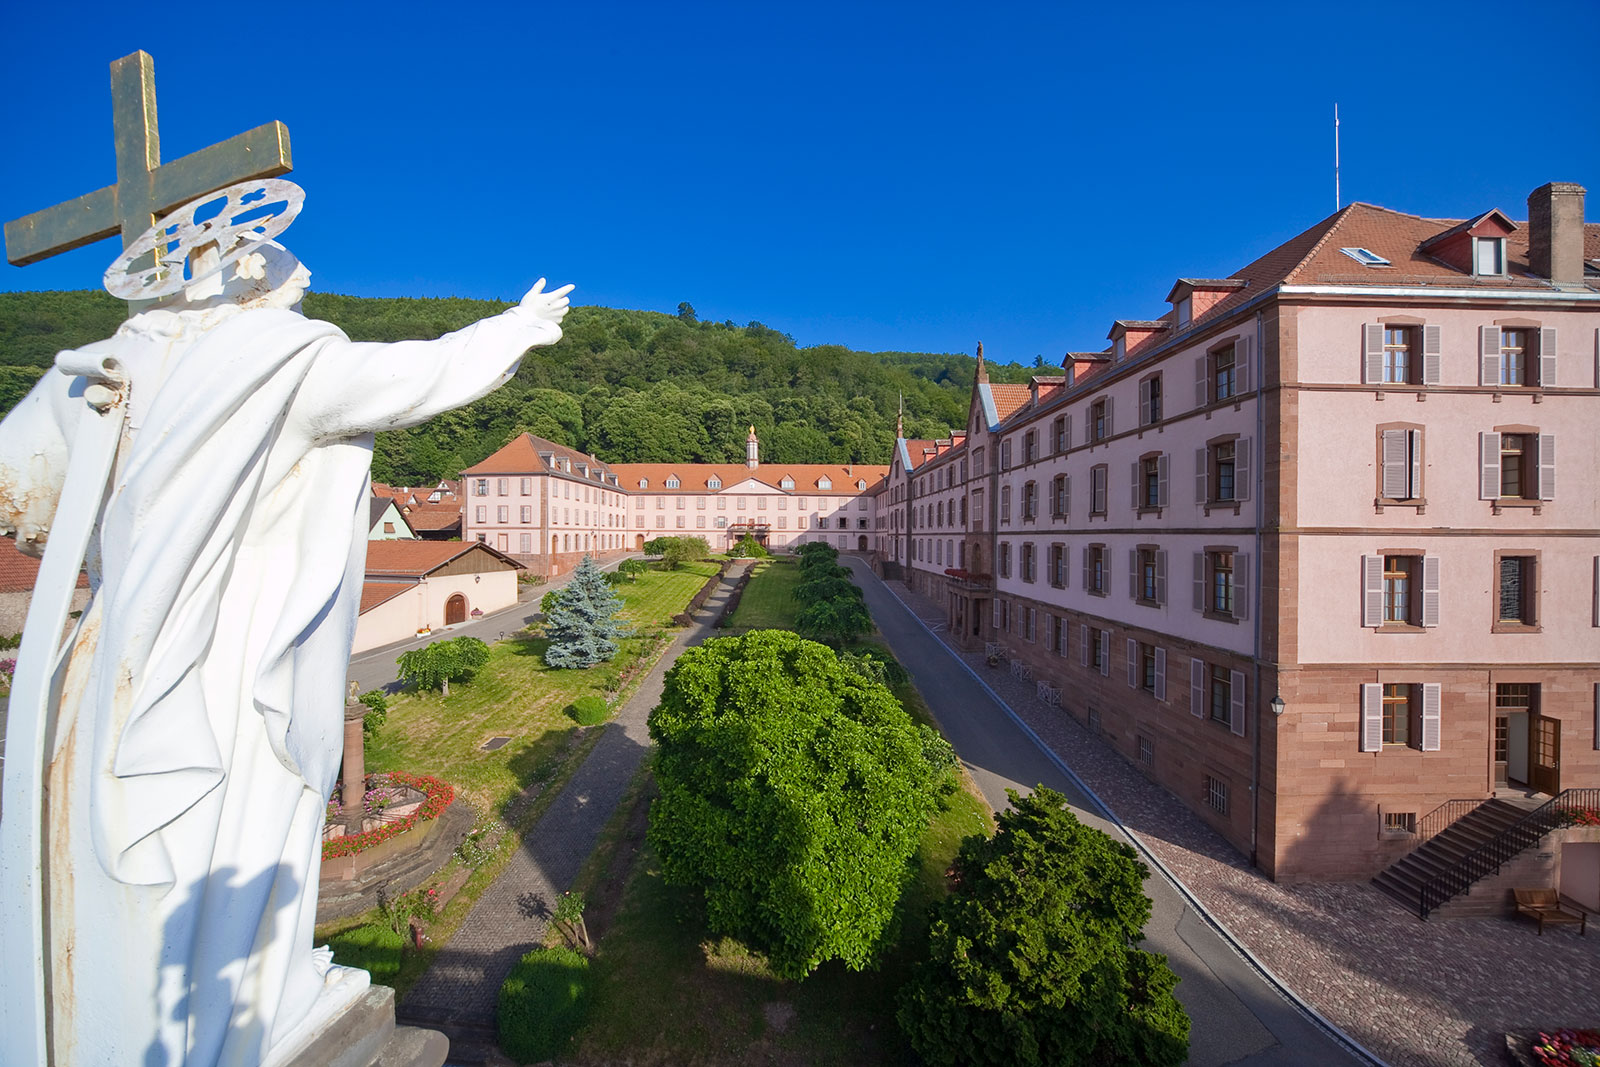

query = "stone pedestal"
[278,985,447,1067]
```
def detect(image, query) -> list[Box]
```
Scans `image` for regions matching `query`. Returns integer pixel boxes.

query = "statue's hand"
[513,278,574,327]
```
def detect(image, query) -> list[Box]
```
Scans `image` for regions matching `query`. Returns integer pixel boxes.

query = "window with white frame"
[1360,682,1441,752]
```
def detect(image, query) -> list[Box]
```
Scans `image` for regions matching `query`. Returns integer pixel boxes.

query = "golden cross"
[3,51,292,272]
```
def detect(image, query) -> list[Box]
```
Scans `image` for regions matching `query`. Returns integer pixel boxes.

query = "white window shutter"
[1190,658,1205,718]
[1236,335,1253,393]
[1140,378,1152,425]
[1594,682,1599,751]
[1234,553,1250,621]
[1156,550,1168,605]
[1422,325,1442,384]
[1080,623,1090,667]
[1537,434,1556,500]
[1362,555,1384,627]
[1127,638,1139,688]
[1381,429,1408,498]
[1195,448,1209,503]
[1363,323,1385,384]
[1154,648,1167,701]
[1361,684,1383,752]
[1409,429,1424,500]
[1421,683,1442,752]
[1195,356,1209,407]
[1128,548,1138,599]
[1538,328,1557,387]
[1131,461,1141,510]
[1422,556,1441,627]
[1158,454,1169,507]
[1479,433,1501,500]
[1193,552,1206,611]
[1230,670,1247,737]
[1235,437,1251,501]
[993,599,1001,627]
[1098,631,1110,676]
[1480,326,1502,385]
[1064,415,1072,449]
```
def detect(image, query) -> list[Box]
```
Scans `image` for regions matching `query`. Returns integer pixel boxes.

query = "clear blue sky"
[3,1,1595,363]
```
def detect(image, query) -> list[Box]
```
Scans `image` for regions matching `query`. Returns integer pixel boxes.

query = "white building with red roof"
[351,540,522,653]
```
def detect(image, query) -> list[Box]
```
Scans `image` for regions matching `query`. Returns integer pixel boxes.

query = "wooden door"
[445,594,467,626]
[1531,716,1561,795]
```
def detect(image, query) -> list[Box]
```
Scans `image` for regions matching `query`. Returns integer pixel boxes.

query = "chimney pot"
[1527,182,1586,287]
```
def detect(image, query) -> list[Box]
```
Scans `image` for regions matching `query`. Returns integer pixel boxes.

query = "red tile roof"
[988,384,1032,423]
[463,434,614,479]
[359,581,413,613]
[364,540,522,577]
[0,536,89,593]
[608,463,887,495]
[404,503,462,532]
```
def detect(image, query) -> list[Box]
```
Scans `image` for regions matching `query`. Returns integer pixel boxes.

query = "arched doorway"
[445,594,467,625]
[635,534,645,550]
[858,536,868,550]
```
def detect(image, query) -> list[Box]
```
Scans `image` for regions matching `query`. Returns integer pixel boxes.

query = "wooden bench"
[1513,888,1587,936]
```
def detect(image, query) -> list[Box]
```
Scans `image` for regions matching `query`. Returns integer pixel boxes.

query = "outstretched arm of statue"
[296,279,574,440]
[0,363,85,554]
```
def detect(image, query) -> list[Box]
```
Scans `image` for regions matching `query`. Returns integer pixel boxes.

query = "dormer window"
[1113,337,1126,362]
[1474,237,1505,276]
[818,477,832,490]
[666,476,680,489]
[1176,297,1191,327]
[708,476,722,490]
[779,476,793,490]
[856,479,866,490]
[638,478,649,489]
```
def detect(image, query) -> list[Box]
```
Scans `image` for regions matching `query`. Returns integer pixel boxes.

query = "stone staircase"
[1371,798,1536,916]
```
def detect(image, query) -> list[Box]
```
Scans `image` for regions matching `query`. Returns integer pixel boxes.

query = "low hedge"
[321,772,454,860]
[568,695,610,726]
[497,945,591,1062]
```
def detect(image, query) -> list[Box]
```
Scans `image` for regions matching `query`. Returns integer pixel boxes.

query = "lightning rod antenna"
[1334,103,1341,211]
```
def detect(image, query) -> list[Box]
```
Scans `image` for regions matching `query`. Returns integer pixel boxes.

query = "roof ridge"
[1282,203,1363,284]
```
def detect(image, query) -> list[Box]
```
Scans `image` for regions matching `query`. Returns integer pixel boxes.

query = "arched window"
[638,478,649,489]
[856,479,866,490]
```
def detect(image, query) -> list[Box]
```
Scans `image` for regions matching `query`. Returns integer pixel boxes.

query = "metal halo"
[103,178,305,300]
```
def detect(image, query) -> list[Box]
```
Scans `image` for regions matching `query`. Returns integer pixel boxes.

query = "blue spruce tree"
[544,555,632,669]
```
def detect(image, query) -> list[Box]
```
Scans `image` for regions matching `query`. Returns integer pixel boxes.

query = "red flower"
[321,772,455,861]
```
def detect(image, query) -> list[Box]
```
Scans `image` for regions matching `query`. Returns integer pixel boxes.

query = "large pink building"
[876,182,1599,893]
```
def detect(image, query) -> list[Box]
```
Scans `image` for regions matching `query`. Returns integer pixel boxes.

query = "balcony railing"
[943,568,992,591]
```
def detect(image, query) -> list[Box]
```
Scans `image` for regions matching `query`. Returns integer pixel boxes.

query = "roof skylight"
[1339,247,1391,267]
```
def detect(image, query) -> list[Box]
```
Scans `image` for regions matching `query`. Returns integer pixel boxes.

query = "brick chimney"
[1527,182,1586,287]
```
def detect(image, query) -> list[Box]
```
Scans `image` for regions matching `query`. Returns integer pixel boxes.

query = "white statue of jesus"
[0,183,570,1065]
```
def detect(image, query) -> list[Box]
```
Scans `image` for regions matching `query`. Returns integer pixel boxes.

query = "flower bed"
[322,772,454,860]
[1531,1029,1600,1067]
[1558,807,1599,828]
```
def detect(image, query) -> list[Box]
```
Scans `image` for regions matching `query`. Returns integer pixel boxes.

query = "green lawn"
[725,559,802,631]
[614,560,721,627]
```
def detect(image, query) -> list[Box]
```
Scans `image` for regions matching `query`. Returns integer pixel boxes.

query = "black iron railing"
[1418,788,1600,919]
[1417,798,1487,845]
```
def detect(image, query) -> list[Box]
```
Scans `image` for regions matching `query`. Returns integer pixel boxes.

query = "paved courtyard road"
[842,557,1369,1067]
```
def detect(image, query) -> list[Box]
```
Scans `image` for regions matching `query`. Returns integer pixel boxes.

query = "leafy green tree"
[793,573,861,605]
[795,593,872,647]
[648,630,949,979]
[897,787,1189,1067]
[359,689,389,740]
[727,534,768,558]
[396,636,491,697]
[676,302,698,324]
[659,536,709,570]
[544,555,632,669]
[617,558,649,582]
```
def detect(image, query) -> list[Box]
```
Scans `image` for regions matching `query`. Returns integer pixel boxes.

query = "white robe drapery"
[0,299,559,1065]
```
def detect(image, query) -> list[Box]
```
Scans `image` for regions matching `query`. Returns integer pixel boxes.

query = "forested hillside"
[0,291,1035,484]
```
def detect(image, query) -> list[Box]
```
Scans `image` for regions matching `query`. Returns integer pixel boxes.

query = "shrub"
[659,535,710,569]
[648,630,949,979]
[568,695,610,726]
[897,787,1189,1067]
[359,689,388,739]
[497,946,591,1063]
[540,589,560,615]
[795,594,872,647]
[728,534,769,558]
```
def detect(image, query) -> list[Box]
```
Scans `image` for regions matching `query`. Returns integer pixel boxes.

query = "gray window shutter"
[1421,683,1442,752]
[1099,631,1110,676]
[1105,396,1114,436]
[1235,437,1251,501]
[1363,324,1385,384]
[1361,684,1383,752]
[1064,415,1072,449]
[1422,325,1442,384]
[1063,474,1070,515]
[1080,623,1090,667]
[1479,433,1501,500]
[1154,648,1167,701]
[1234,553,1250,621]
[1131,461,1140,510]
[1480,326,1502,385]
[1362,555,1384,627]
[1422,555,1441,627]
[1594,556,1599,628]
[1140,378,1152,425]
[994,599,1001,627]
[1381,429,1408,498]
[1236,335,1253,393]
[1127,638,1139,688]
[1594,682,1599,751]
[1195,355,1209,407]
[1081,550,1090,591]
[1157,454,1170,506]
[1195,448,1209,503]
[1537,327,1557,387]
[1156,550,1168,605]
[1537,433,1556,500]
[1190,658,1206,718]
[1230,670,1247,737]
[1193,552,1206,611]
[1409,429,1424,500]
[1128,548,1138,598]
